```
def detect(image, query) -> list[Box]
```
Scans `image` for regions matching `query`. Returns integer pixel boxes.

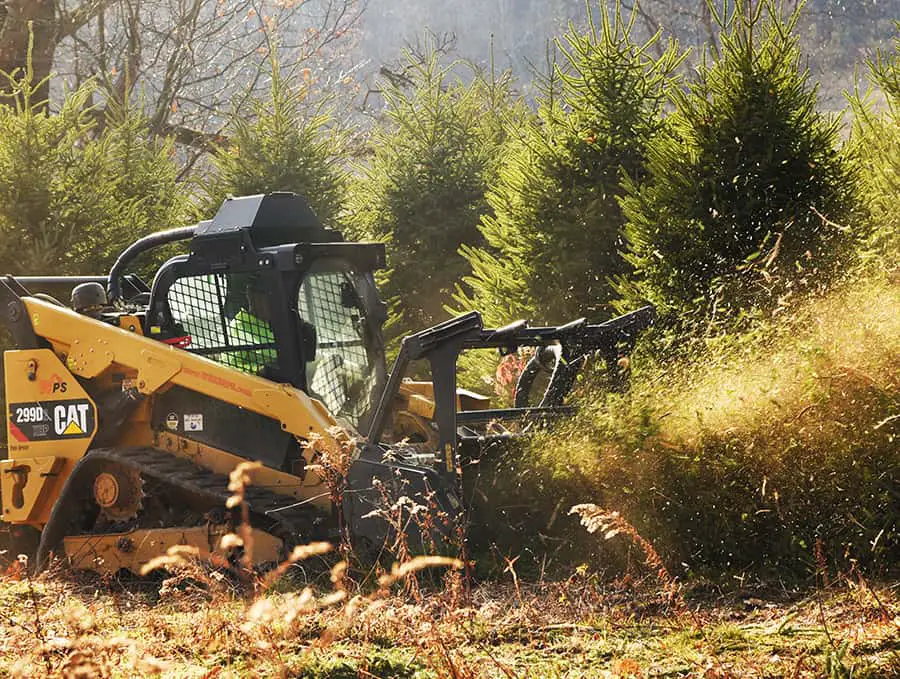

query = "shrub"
[0,75,183,276]
[491,275,899,578]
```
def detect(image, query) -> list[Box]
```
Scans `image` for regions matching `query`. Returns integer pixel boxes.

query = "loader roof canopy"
[193,192,342,251]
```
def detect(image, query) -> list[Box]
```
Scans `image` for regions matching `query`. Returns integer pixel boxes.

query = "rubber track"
[36,447,328,571]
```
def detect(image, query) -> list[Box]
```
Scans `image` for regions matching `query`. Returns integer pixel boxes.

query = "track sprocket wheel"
[92,464,144,522]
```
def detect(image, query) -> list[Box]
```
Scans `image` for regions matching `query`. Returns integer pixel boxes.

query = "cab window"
[166,273,278,376]
[298,264,378,426]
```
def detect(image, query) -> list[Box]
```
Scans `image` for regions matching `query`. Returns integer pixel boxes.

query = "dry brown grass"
[569,504,683,610]
[1,561,898,678]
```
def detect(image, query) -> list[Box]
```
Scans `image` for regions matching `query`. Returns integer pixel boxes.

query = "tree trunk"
[0,0,57,105]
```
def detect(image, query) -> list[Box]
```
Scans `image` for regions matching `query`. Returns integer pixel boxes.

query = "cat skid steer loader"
[0,193,653,575]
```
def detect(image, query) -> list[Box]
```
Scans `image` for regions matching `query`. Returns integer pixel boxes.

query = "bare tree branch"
[56,0,115,38]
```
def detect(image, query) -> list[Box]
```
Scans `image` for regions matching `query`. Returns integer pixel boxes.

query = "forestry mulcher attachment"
[0,193,653,575]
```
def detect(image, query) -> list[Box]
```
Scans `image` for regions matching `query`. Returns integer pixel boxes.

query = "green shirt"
[221,309,277,374]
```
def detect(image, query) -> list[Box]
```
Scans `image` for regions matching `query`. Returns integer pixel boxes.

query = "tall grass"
[471,272,899,579]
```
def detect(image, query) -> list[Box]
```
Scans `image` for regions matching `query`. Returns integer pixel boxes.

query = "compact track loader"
[0,193,653,575]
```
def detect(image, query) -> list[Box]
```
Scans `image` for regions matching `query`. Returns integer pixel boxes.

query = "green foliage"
[848,21,900,264]
[457,2,684,327]
[347,39,517,341]
[618,0,861,327]
[868,21,900,102]
[0,74,183,276]
[203,53,347,226]
[294,648,431,679]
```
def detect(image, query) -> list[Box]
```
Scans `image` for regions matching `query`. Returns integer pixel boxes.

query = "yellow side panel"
[4,349,98,460]
[0,456,66,523]
[3,349,97,527]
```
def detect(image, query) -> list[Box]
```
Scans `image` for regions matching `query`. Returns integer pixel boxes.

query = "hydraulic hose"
[107,225,197,302]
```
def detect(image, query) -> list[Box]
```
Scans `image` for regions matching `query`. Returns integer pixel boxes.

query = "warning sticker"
[8,399,96,442]
[184,414,204,432]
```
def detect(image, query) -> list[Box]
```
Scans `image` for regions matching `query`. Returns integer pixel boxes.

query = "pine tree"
[203,52,347,226]
[848,21,899,264]
[618,0,861,326]
[0,68,183,276]
[457,2,683,327]
[347,39,518,340]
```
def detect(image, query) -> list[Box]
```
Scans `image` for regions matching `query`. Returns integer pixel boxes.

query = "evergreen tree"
[457,2,683,327]
[347,40,517,340]
[848,21,899,264]
[0,69,183,276]
[618,0,861,326]
[203,53,347,226]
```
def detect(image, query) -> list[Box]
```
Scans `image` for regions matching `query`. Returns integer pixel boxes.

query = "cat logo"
[53,402,92,436]
[9,398,95,443]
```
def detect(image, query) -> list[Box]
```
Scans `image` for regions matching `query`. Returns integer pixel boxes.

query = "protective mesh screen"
[167,274,277,376]
[298,271,375,420]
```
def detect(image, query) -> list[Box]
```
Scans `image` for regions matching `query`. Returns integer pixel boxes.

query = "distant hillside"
[356,0,899,108]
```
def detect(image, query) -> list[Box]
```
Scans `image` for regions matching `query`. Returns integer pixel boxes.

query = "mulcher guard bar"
[366,305,656,484]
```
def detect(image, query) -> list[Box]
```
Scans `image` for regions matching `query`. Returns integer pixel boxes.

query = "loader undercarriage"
[37,447,328,574]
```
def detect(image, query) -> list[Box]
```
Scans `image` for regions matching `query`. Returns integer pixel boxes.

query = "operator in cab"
[222,274,278,375]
